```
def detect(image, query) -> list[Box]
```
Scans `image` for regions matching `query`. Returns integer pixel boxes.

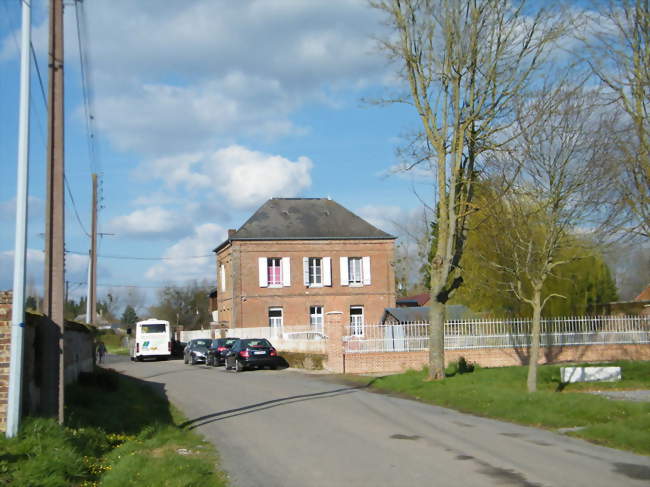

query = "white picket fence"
[344,315,650,354]
[178,325,327,353]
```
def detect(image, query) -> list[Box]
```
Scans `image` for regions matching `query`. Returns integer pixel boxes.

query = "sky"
[0,0,431,307]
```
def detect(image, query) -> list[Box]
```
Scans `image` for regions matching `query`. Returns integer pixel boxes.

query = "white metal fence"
[344,315,650,354]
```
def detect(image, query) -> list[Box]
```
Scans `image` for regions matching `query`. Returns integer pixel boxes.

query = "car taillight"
[217,346,227,352]
[168,341,171,352]
[136,343,139,353]
[239,350,250,358]
[270,348,277,357]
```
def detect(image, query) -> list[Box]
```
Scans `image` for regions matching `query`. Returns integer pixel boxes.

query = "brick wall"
[0,291,95,430]
[335,344,650,374]
[0,291,12,432]
[217,239,396,329]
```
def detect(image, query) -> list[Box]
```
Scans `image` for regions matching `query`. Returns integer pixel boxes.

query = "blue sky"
[1,0,432,306]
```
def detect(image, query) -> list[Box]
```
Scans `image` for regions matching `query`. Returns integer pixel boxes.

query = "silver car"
[183,338,211,365]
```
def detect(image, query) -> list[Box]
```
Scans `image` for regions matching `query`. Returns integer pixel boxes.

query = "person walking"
[97,340,107,364]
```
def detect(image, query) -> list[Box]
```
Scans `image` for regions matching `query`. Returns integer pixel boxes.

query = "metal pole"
[7,0,32,439]
[43,0,65,424]
[85,250,91,322]
[89,174,97,325]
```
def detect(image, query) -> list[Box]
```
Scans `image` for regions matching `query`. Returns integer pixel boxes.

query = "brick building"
[213,198,397,334]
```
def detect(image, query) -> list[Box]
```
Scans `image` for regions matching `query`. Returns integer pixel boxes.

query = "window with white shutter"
[258,257,268,287]
[362,256,371,285]
[340,256,349,286]
[323,257,332,286]
[281,257,291,287]
[260,257,290,287]
[220,264,226,292]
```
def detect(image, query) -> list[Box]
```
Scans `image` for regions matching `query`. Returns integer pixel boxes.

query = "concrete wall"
[0,292,95,430]
[216,239,396,329]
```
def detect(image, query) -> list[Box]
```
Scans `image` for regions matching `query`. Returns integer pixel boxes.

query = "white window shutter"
[258,257,268,287]
[340,257,349,286]
[323,257,332,286]
[362,256,371,285]
[220,264,226,292]
[303,257,310,286]
[282,257,291,287]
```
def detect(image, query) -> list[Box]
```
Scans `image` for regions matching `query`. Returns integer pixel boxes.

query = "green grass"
[98,332,127,355]
[353,360,650,455]
[0,368,228,486]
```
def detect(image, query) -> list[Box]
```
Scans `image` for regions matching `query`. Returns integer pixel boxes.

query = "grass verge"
[0,368,228,486]
[350,360,650,455]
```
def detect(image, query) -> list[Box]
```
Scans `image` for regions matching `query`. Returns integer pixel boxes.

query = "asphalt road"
[105,354,650,487]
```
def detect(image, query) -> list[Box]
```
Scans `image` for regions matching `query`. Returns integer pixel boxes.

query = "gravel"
[587,390,650,402]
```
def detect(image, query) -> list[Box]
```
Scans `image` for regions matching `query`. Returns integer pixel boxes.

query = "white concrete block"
[561,366,621,383]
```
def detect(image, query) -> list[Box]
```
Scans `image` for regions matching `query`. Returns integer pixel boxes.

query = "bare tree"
[481,84,615,392]
[372,0,565,379]
[579,0,649,237]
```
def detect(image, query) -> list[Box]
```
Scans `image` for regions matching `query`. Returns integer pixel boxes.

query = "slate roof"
[382,307,430,323]
[382,304,472,323]
[214,198,395,252]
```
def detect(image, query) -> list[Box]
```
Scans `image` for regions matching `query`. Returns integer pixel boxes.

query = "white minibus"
[129,318,171,361]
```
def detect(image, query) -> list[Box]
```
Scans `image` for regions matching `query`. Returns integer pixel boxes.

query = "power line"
[63,175,91,237]
[66,250,213,261]
[74,0,100,176]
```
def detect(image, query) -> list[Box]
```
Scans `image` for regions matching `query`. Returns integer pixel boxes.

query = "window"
[309,258,322,285]
[267,258,282,286]
[350,306,364,336]
[348,257,362,284]
[220,264,226,292]
[303,257,331,286]
[259,257,291,287]
[340,256,371,286]
[310,306,324,332]
[269,308,283,337]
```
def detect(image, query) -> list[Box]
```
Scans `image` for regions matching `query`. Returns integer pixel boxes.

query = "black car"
[224,338,280,372]
[183,338,211,365]
[206,338,239,366]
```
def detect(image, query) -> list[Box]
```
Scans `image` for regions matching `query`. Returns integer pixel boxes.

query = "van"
[129,319,171,361]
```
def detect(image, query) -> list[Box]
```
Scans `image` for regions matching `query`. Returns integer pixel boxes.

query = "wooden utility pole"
[43,0,65,424]
[89,173,97,325]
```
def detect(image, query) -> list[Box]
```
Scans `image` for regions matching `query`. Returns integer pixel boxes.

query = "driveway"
[106,355,650,487]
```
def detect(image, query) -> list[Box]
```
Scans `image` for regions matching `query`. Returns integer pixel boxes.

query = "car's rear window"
[140,324,166,333]
[242,339,271,348]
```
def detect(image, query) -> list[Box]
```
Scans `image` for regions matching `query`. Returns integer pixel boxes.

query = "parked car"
[183,338,211,365]
[224,338,280,372]
[206,338,239,366]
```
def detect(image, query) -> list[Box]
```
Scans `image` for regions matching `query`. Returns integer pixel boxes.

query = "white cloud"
[75,0,389,155]
[144,145,313,210]
[206,146,312,209]
[145,223,224,281]
[106,206,188,239]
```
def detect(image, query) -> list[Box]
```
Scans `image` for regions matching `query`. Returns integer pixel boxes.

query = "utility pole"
[43,0,65,424]
[86,174,97,325]
[7,0,32,439]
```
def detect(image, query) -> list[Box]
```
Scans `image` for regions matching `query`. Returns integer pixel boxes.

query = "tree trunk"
[427,288,446,380]
[527,286,543,392]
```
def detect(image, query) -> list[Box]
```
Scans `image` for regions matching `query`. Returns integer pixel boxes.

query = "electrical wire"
[66,250,213,261]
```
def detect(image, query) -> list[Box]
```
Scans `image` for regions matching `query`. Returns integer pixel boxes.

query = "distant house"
[396,293,430,307]
[213,198,397,334]
[382,306,429,324]
[382,304,472,324]
[594,283,650,316]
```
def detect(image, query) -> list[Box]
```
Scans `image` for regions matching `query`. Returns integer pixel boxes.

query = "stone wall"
[0,292,12,432]
[0,292,95,431]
